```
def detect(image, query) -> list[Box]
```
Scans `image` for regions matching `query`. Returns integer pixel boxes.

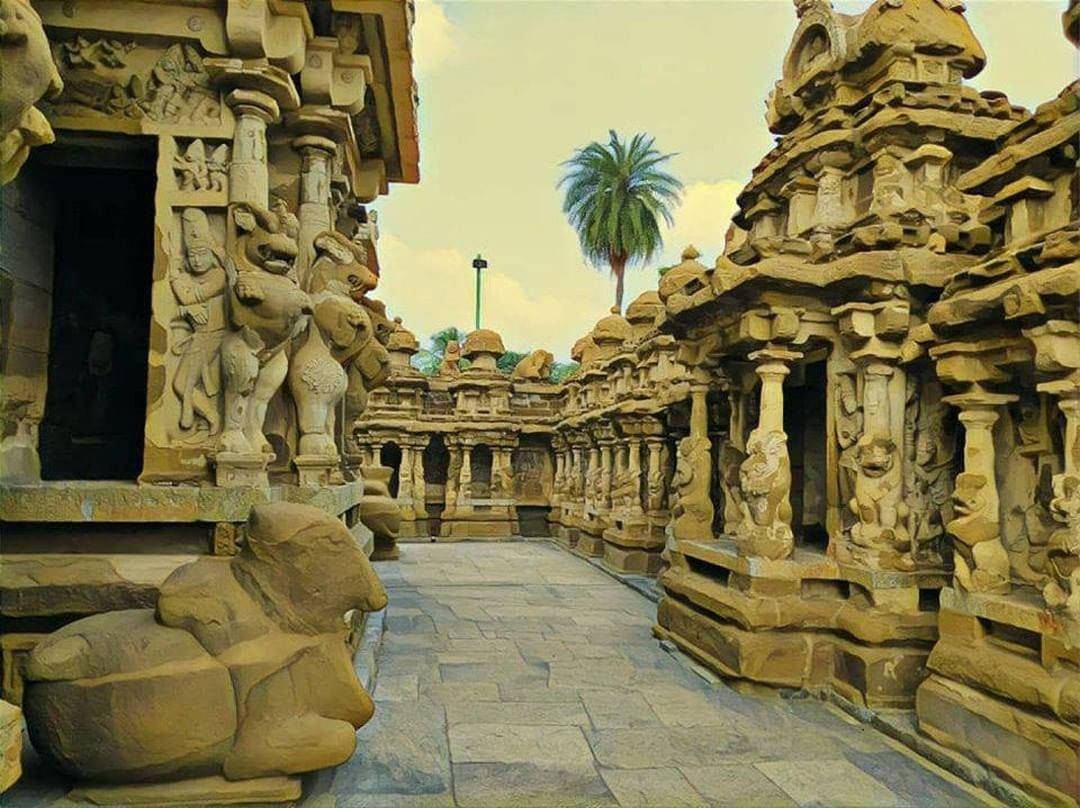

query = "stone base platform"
[0,481,370,706]
[69,775,301,806]
[397,518,431,540]
[573,513,609,558]
[602,521,663,575]
[916,587,1080,806]
[439,507,519,540]
[655,537,945,708]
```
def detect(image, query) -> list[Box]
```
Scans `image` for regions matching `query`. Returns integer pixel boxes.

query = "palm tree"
[558,130,683,312]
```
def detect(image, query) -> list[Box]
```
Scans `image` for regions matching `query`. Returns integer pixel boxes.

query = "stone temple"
[0,0,1077,805]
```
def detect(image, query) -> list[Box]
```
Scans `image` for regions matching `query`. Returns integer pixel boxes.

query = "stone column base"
[68,774,300,806]
[602,521,663,575]
[915,588,1080,806]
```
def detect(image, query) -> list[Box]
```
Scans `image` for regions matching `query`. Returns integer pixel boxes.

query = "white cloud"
[412,0,457,76]
[660,179,742,267]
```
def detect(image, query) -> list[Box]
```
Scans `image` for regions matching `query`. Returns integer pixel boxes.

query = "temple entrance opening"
[513,434,554,537]
[470,443,493,498]
[379,442,402,496]
[785,357,828,551]
[39,138,156,481]
[423,435,449,533]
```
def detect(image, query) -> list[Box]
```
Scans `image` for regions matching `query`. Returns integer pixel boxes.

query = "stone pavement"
[321,541,994,808]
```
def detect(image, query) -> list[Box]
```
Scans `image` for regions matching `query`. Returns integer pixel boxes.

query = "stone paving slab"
[324,541,996,808]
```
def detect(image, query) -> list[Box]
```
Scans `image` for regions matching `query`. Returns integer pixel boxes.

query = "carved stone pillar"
[672,383,714,542]
[412,441,427,518]
[443,444,462,518]
[627,438,645,520]
[460,444,474,505]
[552,448,565,506]
[585,444,600,513]
[843,356,914,571]
[572,445,585,505]
[944,391,1016,594]
[645,437,666,517]
[598,441,614,515]
[1037,380,1080,611]
[292,134,336,284]
[735,349,800,558]
[226,90,278,206]
[398,445,415,520]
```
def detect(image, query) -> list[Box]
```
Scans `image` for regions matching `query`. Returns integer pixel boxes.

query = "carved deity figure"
[948,472,1011,593]
[0,0,63,184]
[646,458,666,514]
[835,371,862,528]
[846,436,914,571]
[171,208,227,436]
[870,152,905,217]
[219,203,311,457]
[444,450,462,516]
[672,435,713,541]
[174,140,229,192]
[736,430,794,559]
[1044,474,1080,614]
[719,442,747,535]
[23,503,387,794]
[904,378,953,566]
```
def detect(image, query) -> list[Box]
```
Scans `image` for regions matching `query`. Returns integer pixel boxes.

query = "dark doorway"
[40,158,156,480]
[423,435,449,533]
[471,444,493,498]
[380,443,402,496]
[785,359,829,550]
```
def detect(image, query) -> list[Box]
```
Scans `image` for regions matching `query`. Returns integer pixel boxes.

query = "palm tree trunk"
[611,255,627,313]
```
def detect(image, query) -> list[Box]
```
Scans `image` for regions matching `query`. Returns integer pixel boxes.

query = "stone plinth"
[656,538,943,708]
[439,499,518,540]
[602,520,663,575]
[916,587,1080,807]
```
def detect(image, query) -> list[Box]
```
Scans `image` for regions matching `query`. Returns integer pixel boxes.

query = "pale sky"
[374,0,1077,361]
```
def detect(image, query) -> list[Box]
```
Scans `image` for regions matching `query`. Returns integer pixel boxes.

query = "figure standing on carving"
[1044,474,1080,613]
[835,371,862,529]
[719,441,746,535]
[171,209,227,436]
[672,434,713,541]
[948,472,1010,593]
[207,144,229,192]
[219,203,311,457]
[847,436,914,571]
[175,140,210,191]
[736,430,793,559]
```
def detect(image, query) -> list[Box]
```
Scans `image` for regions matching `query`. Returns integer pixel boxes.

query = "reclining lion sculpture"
[23,502,387,800]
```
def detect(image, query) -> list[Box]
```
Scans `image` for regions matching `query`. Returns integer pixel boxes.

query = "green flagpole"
[472,254,487,330]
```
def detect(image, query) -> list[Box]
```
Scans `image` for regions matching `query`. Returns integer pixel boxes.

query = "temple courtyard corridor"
[318,542,995,808]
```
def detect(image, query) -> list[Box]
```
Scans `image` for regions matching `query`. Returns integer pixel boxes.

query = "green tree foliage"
[412,326,467,376]
[550,362,580,383]
[558,130,683,312]
[497,350,528,374]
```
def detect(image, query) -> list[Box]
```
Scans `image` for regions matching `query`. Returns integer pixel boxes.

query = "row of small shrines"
[350,0,1080,801]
